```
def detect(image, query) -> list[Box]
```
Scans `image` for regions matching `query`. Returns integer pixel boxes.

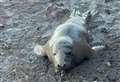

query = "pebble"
[93,80,98,82]
[83,80,89,82]
[100,27,109,33]
[105,9,111,15]
[105,61,111,67]
[0,24,5,30]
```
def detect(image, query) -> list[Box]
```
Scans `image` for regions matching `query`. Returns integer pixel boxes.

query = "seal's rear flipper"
[83,9,98,29]
[70,8,98,30]
[70,8,81,18]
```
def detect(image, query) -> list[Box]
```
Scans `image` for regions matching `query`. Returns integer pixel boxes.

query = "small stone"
[60,70,65,77]
[105,61,111,67]
[0,53,4,56]
[83,80,89,82]
[49,0,58,2]
[105,0,112,3]
[56,3,64,7]
[93,80,98,82]
[100,27,109,33]
[93,76,99,81]
[105,9,111,15]
[0,24,5,29]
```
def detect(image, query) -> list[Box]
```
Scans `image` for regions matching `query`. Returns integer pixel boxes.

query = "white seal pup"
[34,9,105,71]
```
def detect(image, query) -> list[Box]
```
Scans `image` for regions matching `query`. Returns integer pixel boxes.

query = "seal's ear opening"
[34,45,46,56]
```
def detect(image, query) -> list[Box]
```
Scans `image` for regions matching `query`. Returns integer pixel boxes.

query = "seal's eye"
[53,53,56,55]
[65,51,72,55]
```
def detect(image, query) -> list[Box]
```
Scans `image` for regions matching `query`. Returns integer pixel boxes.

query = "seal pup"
[34,8,105,72]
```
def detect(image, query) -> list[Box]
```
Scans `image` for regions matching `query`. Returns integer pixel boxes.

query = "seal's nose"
[57,64,66,69]
[57,64,61,68]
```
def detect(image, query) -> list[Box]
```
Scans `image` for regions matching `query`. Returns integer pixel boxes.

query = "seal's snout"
[57,64,66,69]
[57,63,71,70]
[57,56,72,70]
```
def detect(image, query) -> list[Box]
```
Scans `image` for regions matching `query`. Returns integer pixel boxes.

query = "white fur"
[49,23,86,48]
[54,52,66,68]
[56,36,73,45]
[49,34,73,47]
[52,36,72,67]
[92,45,105,52]
[34,45,45,56]
[52,36,73,51]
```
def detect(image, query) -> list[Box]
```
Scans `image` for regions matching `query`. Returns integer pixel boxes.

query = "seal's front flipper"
[34,44,46,56]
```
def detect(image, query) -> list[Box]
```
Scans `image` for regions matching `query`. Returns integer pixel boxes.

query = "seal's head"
[52,36,73,71]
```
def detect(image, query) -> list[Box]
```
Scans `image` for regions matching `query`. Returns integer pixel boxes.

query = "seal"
[34,8,105,72]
